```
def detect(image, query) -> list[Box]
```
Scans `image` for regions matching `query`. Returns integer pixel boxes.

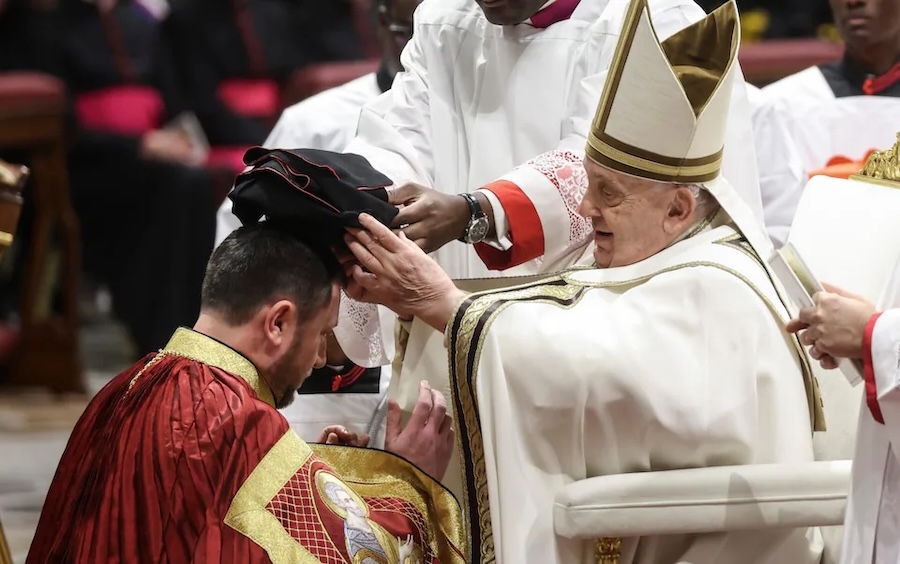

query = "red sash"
[808,149,878,179]
[75,85,164,135]
[217,78,279,119]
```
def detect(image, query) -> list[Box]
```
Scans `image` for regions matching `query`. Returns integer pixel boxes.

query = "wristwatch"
[459,193,489,244]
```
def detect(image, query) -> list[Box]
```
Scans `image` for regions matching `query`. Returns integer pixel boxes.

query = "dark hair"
[201,223,342,326]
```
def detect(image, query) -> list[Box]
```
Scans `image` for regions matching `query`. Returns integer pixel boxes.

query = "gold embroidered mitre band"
[586,0,740,183]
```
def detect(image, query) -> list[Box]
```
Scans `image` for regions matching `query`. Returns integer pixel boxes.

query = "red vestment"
[27,329,465,563]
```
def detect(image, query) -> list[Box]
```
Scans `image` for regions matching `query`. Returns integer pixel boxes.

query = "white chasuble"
[843,258,900,564]
[398,222,822,563]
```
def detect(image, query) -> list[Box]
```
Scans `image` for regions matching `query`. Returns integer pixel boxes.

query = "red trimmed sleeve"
[474,180,545,270]
[863,312,886,424]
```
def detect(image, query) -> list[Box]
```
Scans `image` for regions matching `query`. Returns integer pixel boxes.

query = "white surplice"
[763,67,900,175]
[345,0,766,280]
[843,258,900,564]
[214,73,381,246]
[746,84,805,247]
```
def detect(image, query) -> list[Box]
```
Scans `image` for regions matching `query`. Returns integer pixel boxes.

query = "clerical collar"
[376,63,394,94]
[823,55,900,97]
[528,0,580,28]
[163,327,276,407]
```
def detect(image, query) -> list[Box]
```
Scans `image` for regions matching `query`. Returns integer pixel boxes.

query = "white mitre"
[586,0,773,256]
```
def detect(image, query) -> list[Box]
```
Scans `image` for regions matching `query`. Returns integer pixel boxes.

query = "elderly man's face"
[578,158,701,268]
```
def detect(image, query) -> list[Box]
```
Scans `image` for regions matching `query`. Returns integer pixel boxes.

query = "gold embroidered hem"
[448,276,589,563]
[226,431,467,564]
[0,519,12,564]
[312,443,468,563]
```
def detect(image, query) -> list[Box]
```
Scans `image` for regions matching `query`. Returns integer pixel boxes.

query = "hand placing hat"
[343,213,466,331]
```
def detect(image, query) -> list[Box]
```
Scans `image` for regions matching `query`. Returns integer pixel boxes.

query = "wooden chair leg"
[6,139,83,394]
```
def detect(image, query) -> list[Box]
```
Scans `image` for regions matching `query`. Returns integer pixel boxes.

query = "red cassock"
[27,329,465,563]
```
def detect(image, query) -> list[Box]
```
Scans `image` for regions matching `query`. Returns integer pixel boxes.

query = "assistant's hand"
[344,213,466,331]
[317,425,370,447]
[389,183,471,253]
[384,381,454,480]
[786,282,877,366]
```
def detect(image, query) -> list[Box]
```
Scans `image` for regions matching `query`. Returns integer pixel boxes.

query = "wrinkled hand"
[389,183,470,253]
[384,381,454,480]
[786,282,878,367]
[317,425,370,447]
[344,213,465,331]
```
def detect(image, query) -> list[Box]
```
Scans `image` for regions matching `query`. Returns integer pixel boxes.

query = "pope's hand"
[317,425,370,447]
[344,213,466,331]
[384,381,454,480]
[786,282,877,366]
[389,183,470,253]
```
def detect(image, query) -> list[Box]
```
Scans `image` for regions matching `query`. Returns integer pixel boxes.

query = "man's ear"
[264,300,296,347]
[664,186,697,231]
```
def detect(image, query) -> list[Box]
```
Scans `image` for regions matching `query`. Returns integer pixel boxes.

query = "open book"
[768,243,864,387]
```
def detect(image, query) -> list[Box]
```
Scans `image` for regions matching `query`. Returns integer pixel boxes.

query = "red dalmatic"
[27,328,465,563]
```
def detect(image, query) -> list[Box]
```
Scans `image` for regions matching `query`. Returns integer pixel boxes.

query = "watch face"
[467,216,490,243]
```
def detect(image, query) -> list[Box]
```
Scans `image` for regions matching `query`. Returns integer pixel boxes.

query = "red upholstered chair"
[0,71,83,394]
[281,59,380,108]
[739,39,844,87]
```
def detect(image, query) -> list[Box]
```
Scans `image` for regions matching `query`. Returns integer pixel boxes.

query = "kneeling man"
[27,151,465,564]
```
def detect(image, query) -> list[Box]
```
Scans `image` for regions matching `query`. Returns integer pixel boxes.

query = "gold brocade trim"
[311,444,468,563]
[0,519,12,564]
[126,350,166,393]
[586,132,722,182]
[448,277,591,563]
[225,431,321,563]
[596,537,622,564]
[851,131,900,187]
[162,328,276,407]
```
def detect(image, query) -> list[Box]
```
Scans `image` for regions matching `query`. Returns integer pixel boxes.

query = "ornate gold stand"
[850,131,900,189]
[596,537,623,564]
